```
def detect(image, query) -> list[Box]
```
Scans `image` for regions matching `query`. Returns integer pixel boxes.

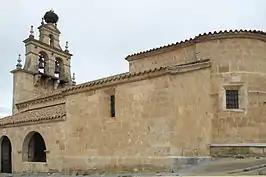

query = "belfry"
[11,10,75,114]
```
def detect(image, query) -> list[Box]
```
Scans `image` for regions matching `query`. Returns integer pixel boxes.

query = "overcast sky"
[0,0,265,116]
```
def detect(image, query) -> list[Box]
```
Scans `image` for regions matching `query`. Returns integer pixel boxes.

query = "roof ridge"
[67,71,130,90]
[125,29,266,60]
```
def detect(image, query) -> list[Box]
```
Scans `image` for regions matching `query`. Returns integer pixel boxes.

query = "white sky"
[0,0,266,116]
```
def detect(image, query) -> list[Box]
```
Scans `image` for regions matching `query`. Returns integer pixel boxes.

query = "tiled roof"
[63,67,167,93]
[0,104,66,127]
[125,29,266,60]
[15,58,212,107]
[64,58,211,93]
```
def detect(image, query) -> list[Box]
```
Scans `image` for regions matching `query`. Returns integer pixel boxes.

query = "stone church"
[1,10,266,174]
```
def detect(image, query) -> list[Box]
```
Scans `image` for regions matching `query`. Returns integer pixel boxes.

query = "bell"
[38,55,45,69]
[55,61,60,74]
[55,66,60,74]
[38,61,44,69]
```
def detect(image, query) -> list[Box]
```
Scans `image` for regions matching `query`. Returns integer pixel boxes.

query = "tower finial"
[16,54,22,68]
[65,41,69,52]
[29,25,34,38]
[72,73,76,85]
[41,18,44,25]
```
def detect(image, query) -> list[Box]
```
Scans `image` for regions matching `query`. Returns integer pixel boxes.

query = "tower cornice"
[23,37,73,57]
[38,23,61,34]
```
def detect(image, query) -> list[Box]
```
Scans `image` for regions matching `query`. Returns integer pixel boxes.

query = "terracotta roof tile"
[16,52,212,106]
[63,66,167,93]
[125,29,266,60]
[0,104,66,127]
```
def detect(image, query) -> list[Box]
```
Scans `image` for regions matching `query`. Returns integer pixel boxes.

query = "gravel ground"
[0,172,179,177]
[2,158,266,176]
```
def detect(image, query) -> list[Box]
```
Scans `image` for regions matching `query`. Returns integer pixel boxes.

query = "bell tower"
[11,10,75,114]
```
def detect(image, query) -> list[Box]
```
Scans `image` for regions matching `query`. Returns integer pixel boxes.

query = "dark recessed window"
[226,89,239,109]
[110,95,115,117]
[49,34,54,46]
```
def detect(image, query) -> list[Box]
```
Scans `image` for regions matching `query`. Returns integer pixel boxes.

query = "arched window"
[22,131,46,162]
[54,57,63,78]
[49,34,54,46]
[38,51,47,74]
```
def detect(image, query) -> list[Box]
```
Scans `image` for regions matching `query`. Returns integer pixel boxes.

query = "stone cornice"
[125,29,266,61]
[167,59,211,74]
[63,59,211,96]
[10,69,63,82]
[11,68,37,75]
[23,38,72,57]
[10,67,24,74]
[62,68,168,95]
[16,90,64,109]
[38,23,61,34]
[65,59,211,95]
[0,116,66,128]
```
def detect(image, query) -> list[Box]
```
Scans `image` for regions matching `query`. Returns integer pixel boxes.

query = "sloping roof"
[125,29,266,60]
[16,58,212,108]
[0,104,66,127]
[63,59,211,93]
[63,67,166,92]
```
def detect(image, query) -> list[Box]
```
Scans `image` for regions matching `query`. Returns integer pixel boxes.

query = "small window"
[110,95,115,117]
[49,34,54,46]
[225,89,239,109]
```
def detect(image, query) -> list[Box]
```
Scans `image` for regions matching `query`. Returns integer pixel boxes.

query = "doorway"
[0,136,12,173]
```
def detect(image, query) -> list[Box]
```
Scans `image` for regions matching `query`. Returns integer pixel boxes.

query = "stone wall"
[126,32,266,156]
[128,44,196,72]
[126,34,266,145]
[62,66,211,172]
[1,121,66,173]
[201,38,266,144]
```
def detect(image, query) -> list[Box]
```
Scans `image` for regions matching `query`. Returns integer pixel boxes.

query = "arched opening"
[49,34,54,46]
[38,51,48,74]
[54,57,63,79]
[0,136,12,173]
[22,131,46,162]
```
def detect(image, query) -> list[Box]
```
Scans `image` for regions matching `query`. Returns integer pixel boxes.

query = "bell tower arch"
[11,10,75,114]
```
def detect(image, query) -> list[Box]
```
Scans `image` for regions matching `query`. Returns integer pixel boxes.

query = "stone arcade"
[1,10,266,174]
